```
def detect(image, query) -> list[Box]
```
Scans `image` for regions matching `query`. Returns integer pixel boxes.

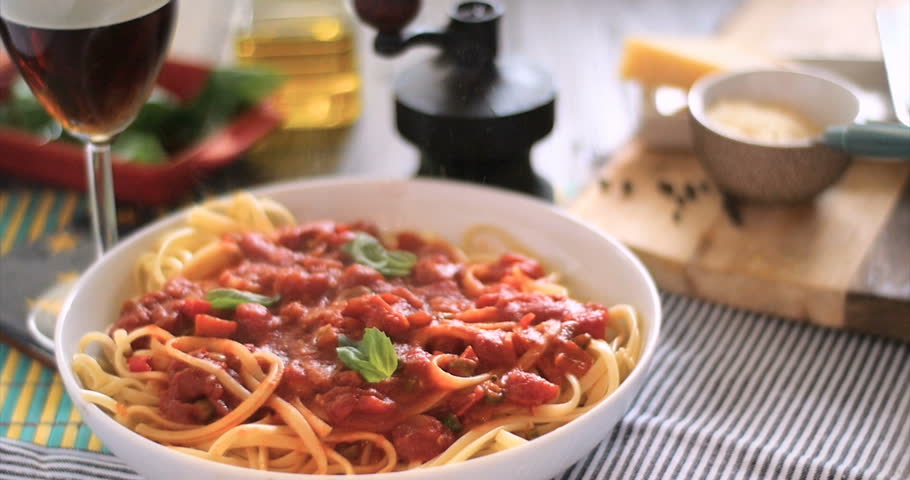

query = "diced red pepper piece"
[471,330,517,367]
[343,295,410,339]
[407,311,433,327]
[127,355,152,373]
[554,340,594,377]
[503,369,559,406]
[181,298,212,317]
[380,292,400,304]
[391,287,425,308]
[194,314,238,338]
[574,308,609,339]
[474,292,501,308]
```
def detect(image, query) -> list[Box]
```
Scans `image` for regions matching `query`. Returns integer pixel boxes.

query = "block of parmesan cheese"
[619,36,777,89]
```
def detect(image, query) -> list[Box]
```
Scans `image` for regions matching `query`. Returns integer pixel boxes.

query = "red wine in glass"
[0,1,176,356]
[0,0,176,253]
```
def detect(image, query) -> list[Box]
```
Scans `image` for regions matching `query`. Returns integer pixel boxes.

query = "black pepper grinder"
[353,0,556,200]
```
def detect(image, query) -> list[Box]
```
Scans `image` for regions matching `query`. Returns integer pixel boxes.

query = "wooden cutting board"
[571,140,910,340]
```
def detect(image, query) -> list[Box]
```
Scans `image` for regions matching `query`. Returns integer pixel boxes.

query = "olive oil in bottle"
[235,0,361,129]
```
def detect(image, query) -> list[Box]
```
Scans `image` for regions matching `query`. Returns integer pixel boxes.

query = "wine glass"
[0,0,177,354]
[0,0,177,257]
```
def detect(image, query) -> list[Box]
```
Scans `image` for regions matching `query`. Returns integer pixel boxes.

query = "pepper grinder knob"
[352,0,420,32]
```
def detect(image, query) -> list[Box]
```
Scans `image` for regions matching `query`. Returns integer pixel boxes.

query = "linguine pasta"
[74,193,643,474]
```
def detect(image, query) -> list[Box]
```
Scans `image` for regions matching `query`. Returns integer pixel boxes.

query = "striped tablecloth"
[0,187,105,453]
[1,187,908,480]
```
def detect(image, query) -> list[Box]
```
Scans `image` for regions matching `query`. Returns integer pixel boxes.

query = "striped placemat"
[0,187,104,452]
[0,344,103,452]
[0,188,82,256]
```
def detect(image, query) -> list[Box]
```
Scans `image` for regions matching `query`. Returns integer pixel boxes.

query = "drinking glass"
[0,0,177,354]
[0,0,177,257]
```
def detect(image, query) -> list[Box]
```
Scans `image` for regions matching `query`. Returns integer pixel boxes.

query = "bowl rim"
[688,68,861,149]
[54,177,663,479]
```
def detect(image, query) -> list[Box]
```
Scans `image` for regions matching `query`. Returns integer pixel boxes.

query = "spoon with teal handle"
[823,122,910,158]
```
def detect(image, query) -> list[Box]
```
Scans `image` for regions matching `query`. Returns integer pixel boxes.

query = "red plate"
[0,58,282,205]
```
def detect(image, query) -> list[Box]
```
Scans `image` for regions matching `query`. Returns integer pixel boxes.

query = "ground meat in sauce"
[159,350,241,424]
[391,415,455,462]
[111,221,612,462]
[113,278,202,335]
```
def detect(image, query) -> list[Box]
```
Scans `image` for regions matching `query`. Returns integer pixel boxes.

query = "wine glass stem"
[85,141,118,258]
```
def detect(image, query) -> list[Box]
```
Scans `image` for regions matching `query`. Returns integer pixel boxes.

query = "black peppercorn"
[685,184,696,200]
[622,180,633,196]
[722,195,743,226]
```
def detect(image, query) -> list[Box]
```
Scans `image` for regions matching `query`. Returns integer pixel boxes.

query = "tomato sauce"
[113,221,610,462]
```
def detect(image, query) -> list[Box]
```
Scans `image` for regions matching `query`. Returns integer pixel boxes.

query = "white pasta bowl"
[55,178,662,480]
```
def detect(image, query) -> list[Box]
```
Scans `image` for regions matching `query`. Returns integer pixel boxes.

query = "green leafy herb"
[483,382,504,404]
[204,288,280,310]
[192,399,215,422]
[183,66,284,138]
[128,89,181,133]
[112,131,167,165]
[0,66,282,162]
[441,413,463,433]
[0,79,61,141]
[341,233,417,277]
[336,327,399,383]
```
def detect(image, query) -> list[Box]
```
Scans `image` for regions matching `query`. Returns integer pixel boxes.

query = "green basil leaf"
[187,66,283,136]
[336,347,388,383]
[382,268,412,277]
[362,328,398,376]
[335,327,398,383]
[341,233,417,277]
[386,250,417,268]
[341,233,385,270]
[129,89,180,133]
[442,413,463,433]
[337,334,357,348]
[204,288,280,310]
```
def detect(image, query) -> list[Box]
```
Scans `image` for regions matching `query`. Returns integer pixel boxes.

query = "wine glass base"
[26,279,76,353]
